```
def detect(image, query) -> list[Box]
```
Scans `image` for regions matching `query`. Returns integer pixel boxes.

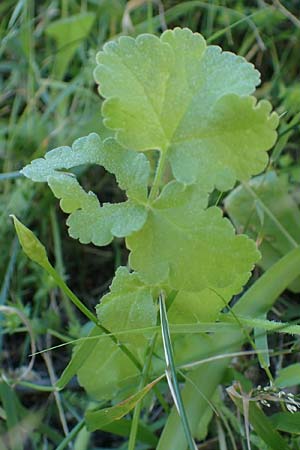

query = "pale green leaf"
[169,96,278,191]
[96,267,157,346]
[95,27,278,190]
[99,137,150,202]
[21,133,104,181]
[22,133,149,245]
[58,325,141,400]
[168,274,249,324]
[22,133,149,202]
[225,172,300,291]
[127,182,259,292]
[77,330,140,401]
[57,326,101,390]
[66,197,147,246]
[48,174,146,246]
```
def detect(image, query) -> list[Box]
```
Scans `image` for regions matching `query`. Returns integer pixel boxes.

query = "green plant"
[12,27,300,449]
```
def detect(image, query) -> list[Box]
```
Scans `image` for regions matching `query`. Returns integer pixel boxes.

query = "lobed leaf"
[95,27,278,191]
[77,328,140,401]
[168,274,249,324]
[127,181,260,292]
[66,197,147,246]
[96,266,157,347]
[22,133,150,245]
[22,133,103,181]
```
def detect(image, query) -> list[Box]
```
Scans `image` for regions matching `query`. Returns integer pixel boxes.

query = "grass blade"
[159,292,198,450]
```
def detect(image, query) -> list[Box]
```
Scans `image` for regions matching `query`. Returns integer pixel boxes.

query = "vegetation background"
[0,0,300,449]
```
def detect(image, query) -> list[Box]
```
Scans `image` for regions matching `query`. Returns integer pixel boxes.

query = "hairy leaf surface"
[95,27,278,190]
[96,267,157,346]
[22,133,149,244]
[77,329,140,401]
[168,274,249,324]
[127,182,260,292]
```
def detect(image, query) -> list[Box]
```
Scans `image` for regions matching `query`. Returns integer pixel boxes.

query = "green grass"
[1,1,300,449]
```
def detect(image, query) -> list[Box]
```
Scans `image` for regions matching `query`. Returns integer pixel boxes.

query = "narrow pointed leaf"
[85,376,162,432]
[10,215,50,269]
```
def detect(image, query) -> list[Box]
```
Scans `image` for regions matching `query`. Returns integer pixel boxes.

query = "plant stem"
[128,334,157,450]
[50,207,78,326]
[46,264,98,325]
[55,419,85,450]
[147,0,153,34]
[149,150,167,202]
[46,264,142,371]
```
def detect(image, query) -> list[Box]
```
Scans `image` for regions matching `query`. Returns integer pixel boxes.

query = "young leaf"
[10,215,50,269]
[127,182,260,291]
[96,267,157,347]
[95,27,278,191]
[22,133,149,245]
[11,216,98,324]
[66,196,147,246]
[22,133,150,202]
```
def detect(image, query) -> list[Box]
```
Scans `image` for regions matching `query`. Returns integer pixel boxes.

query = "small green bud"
[10,215,50,269]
